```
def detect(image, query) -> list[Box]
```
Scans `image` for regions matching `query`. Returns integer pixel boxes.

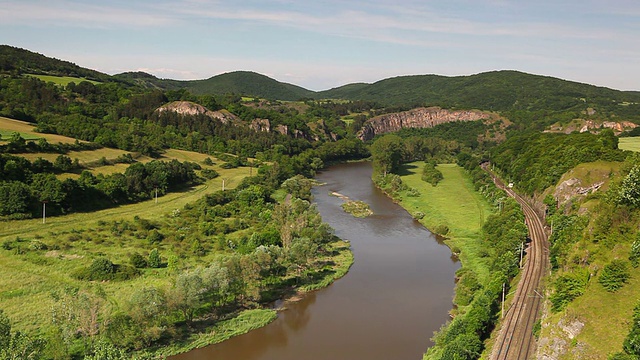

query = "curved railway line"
[487,166,550,360]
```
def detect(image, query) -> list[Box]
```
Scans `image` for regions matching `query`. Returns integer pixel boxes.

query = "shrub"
[422,162,444,186]
[130,253,148,268]
[146,229,164,244]
[549,269,589,312]
[148,249,162,268]
[201,169,219,180]
[433,224,450,236]
[74,257,140,281]
[599,259,630,292]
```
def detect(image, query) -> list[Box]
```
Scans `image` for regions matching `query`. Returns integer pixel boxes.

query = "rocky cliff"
[357,107,491,141]
[156,101,239,124]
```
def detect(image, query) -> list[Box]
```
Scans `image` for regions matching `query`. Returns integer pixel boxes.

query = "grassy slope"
[398,162,493,283]
[25,74,102,86]
[537,160,639,359]
[0,116,80,144]
[619,137,640,152]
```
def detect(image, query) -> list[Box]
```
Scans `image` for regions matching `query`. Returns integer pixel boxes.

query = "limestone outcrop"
[156,101,239,124]
[357,107,490,141]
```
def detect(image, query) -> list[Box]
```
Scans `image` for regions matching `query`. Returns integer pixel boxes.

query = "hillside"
[0,45,114,82]
[5,45,640,127]
[184,71,315,100]
[317,71,640,120]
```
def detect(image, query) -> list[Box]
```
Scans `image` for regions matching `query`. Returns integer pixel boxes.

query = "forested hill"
[114,71,315,101]
[4,45,640,123]
[185,71,315,100]
[318,70,640,113]
[0,45,114,82]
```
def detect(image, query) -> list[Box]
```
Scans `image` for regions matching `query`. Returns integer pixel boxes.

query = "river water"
[173,161,459,360]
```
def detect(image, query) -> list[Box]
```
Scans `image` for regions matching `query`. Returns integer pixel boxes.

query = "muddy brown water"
[172,162,459,360]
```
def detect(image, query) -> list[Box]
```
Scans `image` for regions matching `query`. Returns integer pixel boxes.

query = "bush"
[130,253,148,268]
[599,259,630,292]
[148,249,161,268]
[202,157,214,166]
[433,224,450,236]
[146,229,164,244]
[201,169,219,180]
[74,257,140,281]
[422,162,444,186]
[549,269,589,312]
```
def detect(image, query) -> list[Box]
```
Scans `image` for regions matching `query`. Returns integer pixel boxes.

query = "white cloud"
[0,0,174,28]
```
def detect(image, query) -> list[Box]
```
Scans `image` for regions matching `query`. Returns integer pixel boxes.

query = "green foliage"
[370,134,404,175]
[281,175,315,201]
[201,168,219,180]
[599,259,631,292]
[549,269,590,312]
[623,302,640,356]
[619,165,640,207]
[491,132,626,195]
[74,258,139,281]
[0,310,46,360]
[422,162,444,186]
[148,249,161,268]
[129,253,148,269]
[433,224,449,236]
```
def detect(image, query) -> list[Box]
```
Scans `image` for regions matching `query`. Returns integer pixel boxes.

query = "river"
[173,161,459,360]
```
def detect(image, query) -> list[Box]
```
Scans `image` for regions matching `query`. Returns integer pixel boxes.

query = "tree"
[148,248,161,268]
[370,134,404,175]
[30,173,65,204]
[54,155,74,172]
[0,181,33,216]
[619,165,640,207]
[168,270,205,324]
[422,161,443,186]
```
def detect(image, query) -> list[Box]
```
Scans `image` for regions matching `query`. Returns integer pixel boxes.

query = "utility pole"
[42,201,47,224]
[222,178,226,191]
[520,241,524,268]
[155,187,158,204]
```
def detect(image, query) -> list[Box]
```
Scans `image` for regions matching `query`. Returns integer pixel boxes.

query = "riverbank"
[393,162,493,286]
[156,240,354,358]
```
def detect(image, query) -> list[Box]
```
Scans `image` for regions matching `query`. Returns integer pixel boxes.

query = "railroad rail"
[486,166,550,360]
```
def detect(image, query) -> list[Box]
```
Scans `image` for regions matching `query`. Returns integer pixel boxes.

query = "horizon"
[2,1,639,92]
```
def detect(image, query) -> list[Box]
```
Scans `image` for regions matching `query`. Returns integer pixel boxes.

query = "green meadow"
[25,74,102,86]
[397,162,493,283]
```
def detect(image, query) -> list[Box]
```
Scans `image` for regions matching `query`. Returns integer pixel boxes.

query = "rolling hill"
[4,45,640,122]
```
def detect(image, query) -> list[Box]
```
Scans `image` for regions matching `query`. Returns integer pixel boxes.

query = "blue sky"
[1,0,639,91]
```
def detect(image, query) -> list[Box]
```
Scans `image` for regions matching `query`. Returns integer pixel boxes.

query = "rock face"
[546,119,638,135]
[357,107,490,141]
[250,118,271,132]
[156,101,239,124]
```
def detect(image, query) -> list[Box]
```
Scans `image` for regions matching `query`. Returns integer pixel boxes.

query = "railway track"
[487,167,550,360]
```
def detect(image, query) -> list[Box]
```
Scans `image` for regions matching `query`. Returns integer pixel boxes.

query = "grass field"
[25,74,101,86]
[397,162,494,282]
[0,116,80,144]
[619,137,640,152]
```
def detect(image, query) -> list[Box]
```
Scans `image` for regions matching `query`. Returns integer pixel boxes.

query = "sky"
[1,0,639,91]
